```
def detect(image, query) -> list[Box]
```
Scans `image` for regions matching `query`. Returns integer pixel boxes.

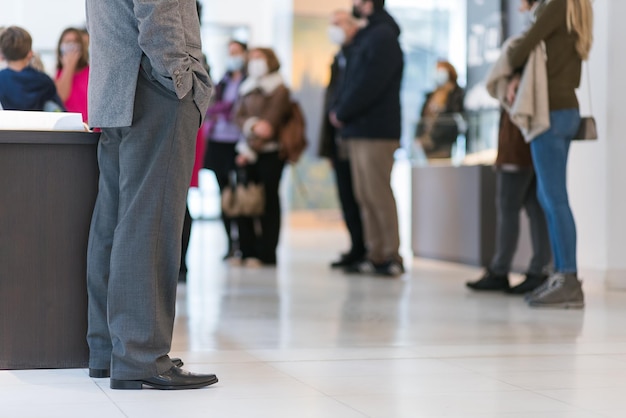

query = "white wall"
[568,0,626,283]
[0,0,86,50]
[202,0,293,82]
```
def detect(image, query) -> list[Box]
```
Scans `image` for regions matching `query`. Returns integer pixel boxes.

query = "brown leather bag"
[221,171,265,217]
[279,101,308,163]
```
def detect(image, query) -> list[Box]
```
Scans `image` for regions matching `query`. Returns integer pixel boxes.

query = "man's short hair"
[371,0,385,11]
[0,26,32,61]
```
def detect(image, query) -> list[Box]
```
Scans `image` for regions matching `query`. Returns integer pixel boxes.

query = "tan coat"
[235,72,291,159]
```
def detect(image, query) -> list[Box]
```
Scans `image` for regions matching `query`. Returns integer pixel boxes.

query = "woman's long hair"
[566,0,593,60]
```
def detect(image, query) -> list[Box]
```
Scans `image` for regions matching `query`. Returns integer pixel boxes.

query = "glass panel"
[387,0,468,165]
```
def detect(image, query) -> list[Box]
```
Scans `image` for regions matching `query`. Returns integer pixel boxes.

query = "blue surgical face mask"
[226,55,245,72]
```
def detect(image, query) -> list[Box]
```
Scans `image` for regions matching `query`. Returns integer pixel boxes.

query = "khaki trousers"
[346,139,401,264]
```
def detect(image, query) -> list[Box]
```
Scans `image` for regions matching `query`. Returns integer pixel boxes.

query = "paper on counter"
[0,110,86,131]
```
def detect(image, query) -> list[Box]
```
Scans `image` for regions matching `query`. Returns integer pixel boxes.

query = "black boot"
[506,273,548,295]
[466,270,510,291]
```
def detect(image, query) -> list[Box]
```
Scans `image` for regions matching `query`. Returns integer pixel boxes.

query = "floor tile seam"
[435,357,589,379]
[437,353,626,361]
[523,387,610,415]
[0,380,106,390]
[92,378,131,418]
[112,394,336,403]
[263,356,460,364]
[267,373,374,417]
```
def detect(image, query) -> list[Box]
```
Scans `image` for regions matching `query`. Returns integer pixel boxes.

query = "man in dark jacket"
[319,10,366,269]
[330,0,404,277]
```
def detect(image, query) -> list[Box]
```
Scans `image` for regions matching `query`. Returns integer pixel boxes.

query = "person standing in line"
[203,40,248,261]
[415,60,465,160]
[319,10,367,269]
[234,47,292,267]
[330,0,404,277]
[54,27,90,123]
[467,0,552,295]
[508,0,593,308]
[85,0,218,389]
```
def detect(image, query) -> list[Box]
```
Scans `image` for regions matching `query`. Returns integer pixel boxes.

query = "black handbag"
[573,63,597,141]
[574,116,598,141]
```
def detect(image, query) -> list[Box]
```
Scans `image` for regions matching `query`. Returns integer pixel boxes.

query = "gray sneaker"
[527,273,584,309]
[524,278,551,302]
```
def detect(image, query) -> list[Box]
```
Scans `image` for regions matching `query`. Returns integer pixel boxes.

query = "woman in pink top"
[54,27,89,123]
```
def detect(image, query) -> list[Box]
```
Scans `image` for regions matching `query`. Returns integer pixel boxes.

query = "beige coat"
[486,36,550,142]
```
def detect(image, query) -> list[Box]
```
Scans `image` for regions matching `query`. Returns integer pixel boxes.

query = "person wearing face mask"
[415,60,465,159]
[55,27,90,123]
[506,0,593,309]
[467,0,552,294]
[200,40,248,262]
[330,0,404,277]
[319,10,366,269]
[234,48,292,266]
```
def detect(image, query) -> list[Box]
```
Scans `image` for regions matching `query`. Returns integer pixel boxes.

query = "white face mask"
[247,58,269,78]
[226,55,245,72]
[327,25,347,46]
[60,42,80,56]
[435,69,449,86]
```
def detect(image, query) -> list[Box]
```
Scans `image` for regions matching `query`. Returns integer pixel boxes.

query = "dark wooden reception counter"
[411,164,532,270]
[0,130,99,369]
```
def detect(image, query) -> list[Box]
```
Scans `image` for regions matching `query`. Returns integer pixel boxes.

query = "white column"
[569,0,626,287]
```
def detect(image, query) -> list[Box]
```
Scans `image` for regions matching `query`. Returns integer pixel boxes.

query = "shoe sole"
[89,368,110,378]
[91,359,184,379]
[110,376,218,390]
[528,301,585,309]
[466,286,510,292]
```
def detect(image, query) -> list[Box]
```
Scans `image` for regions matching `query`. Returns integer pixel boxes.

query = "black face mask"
[352,6,362,19]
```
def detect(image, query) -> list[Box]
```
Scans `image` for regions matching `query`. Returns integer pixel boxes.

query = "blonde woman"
[508,0,593,308]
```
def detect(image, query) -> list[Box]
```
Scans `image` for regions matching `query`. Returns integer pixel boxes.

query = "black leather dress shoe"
[89,357,184,378]
[506,273,548,295]
[110,366,218,390]
[330,251,366,269]
[466,270,510,291]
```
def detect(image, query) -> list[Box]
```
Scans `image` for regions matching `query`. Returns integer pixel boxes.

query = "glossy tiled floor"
[3,210,626,417]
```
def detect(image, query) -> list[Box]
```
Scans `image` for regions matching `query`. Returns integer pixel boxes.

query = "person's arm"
[258,85,291,137]
[507,0,565,69]
[334,27,402,123]
[54,48,81,102]
[133,0,194,99]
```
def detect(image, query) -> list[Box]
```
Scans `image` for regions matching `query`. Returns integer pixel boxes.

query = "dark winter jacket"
[415,84,465,149]
[0,67,64,111]
[319,46,350,158]
[332,9,404,140]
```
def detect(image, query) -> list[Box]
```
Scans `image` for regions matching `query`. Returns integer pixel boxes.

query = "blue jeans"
[530,109,581,274]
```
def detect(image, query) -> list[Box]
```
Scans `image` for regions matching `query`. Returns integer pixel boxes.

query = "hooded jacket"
[0,67,64,111]
[332,9,404,140]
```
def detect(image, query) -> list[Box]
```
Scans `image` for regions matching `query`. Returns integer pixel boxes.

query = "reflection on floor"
[2,213,626,418]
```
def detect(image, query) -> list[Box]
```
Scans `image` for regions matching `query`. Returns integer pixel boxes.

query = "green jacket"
[508,0,582,111]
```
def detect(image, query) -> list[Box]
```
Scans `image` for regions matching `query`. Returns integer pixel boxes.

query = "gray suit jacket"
[86,0,212,128]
